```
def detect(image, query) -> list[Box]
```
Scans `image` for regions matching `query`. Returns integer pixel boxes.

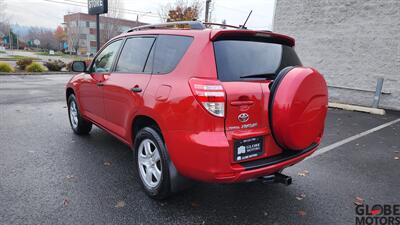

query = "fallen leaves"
[394,151,399,160]
[191,202,200,208]
[298,170,309,177]
[296,193,306,201]
[104,161,112,166]
[298,210,306,216]
[115,200,126,208]
[354,197,364,206]
[63,198,69,207]
[66,175,75,180]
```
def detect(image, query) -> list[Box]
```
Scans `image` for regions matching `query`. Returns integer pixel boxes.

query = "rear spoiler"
[209,30,295,47]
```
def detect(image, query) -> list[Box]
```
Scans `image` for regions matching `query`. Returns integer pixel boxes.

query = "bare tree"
[101,0,124,44]
[159,0,203,22]
[24,27,58,50]
[0,0,8,24]
[65,15,81,54]
[0,0,11,36]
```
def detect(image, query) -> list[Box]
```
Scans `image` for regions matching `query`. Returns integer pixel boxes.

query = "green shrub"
[44,59,66,71]
[26,62,46,72]
[16,58,33,70]
[0,62,15,73]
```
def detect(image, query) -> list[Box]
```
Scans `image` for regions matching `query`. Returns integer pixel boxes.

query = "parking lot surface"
[1,74,399,225]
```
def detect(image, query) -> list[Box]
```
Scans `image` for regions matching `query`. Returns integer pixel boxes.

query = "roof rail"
[203,22,240,29]
[126,21,206,33]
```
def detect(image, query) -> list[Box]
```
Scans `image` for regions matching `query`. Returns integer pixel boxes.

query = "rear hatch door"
[212,31,303,162]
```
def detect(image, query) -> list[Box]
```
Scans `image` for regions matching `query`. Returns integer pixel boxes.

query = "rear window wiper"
[240,73,276,80]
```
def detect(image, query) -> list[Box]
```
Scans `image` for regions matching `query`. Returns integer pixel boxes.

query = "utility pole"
[205,0,211,22]
[96,14,100,52]
[9,29,12,50]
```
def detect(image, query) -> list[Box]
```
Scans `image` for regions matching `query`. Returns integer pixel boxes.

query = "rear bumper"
[165,130,318,183]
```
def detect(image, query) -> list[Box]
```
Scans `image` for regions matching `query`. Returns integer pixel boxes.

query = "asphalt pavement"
[0,74,399,225]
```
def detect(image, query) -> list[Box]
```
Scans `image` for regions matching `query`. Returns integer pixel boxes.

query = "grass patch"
[0,51,6,54]
[9,55,40,60]
[36,52,64,56]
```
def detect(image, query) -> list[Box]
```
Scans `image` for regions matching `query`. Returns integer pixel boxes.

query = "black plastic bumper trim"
[240,143,318,171]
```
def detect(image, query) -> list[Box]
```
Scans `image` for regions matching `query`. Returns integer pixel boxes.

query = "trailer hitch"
[259,172,292,186]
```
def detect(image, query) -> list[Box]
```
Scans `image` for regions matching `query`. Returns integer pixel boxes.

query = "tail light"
[189,78,225,117]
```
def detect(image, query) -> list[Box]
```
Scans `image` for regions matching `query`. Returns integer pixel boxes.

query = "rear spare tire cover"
[269,67,328,151]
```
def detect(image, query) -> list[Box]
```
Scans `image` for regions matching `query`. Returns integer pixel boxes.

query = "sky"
[4,0,276,30]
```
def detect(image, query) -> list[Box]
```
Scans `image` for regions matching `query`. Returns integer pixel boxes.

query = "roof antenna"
[239,10,253,29]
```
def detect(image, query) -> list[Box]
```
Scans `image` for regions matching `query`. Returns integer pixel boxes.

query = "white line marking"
[307,118,400,160]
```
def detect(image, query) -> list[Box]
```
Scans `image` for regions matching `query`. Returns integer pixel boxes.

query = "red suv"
[67,21,328,199]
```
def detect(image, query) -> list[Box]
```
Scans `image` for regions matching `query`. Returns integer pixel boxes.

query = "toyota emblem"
[238,113,249,123]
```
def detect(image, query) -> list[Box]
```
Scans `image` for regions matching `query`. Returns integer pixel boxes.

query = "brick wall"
[274,0,400,110]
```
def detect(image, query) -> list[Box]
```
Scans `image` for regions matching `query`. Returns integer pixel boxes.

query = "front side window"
[91,40,122,73]
[115,37,155,73]
[153,35,193,74]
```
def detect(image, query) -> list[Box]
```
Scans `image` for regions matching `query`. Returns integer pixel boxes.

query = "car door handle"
[96,82,104,87]
[131,86,142,93]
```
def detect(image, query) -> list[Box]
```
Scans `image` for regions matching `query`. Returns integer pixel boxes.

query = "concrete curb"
[328,102,386,115]
[0,72,74,75]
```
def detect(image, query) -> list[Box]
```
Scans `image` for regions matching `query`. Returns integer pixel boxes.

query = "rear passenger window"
[116,37,155,73]
[153,35,193,74]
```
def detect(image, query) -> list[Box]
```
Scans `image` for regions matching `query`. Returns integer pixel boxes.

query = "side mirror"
[71,61,87,72]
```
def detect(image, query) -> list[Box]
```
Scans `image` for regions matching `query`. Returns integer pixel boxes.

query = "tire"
[133,127,172,199]
[67,94,92,135]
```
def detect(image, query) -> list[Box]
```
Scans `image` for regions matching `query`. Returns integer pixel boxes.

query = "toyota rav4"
[66,21,328,199]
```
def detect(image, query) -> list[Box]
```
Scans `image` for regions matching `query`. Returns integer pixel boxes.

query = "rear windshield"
[214,40,302,81]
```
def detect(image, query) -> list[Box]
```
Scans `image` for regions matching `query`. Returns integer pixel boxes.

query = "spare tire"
[269,67,328,151]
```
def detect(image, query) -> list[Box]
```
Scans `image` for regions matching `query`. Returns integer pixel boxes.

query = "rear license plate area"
[234,136,264,162]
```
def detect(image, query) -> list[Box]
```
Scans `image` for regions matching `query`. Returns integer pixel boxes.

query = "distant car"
[66,21,328,199]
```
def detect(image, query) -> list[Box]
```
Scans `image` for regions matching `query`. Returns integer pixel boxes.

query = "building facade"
[274,0,400,110]
[64,13,146,56]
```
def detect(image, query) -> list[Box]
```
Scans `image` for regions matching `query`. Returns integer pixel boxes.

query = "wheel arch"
[131,115,164,144]
[131,114,192,193]
[66,87,75,103]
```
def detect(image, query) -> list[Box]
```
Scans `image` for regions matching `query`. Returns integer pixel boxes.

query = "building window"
[86,21,90,28]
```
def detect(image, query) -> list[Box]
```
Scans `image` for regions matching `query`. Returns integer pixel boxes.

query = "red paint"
[271,68,328,150]
[66,28,328,183]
